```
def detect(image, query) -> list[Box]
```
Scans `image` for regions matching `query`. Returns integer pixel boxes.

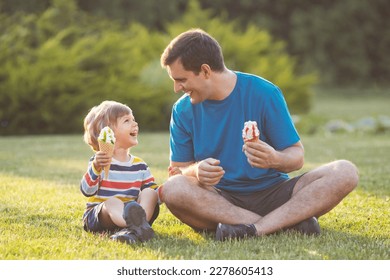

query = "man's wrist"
[181,162,198,178]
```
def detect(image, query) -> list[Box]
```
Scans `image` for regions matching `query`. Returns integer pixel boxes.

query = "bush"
[166,0,316,114]
[0,0,316,135]
[0,2,173,134]
[290,0,390,86]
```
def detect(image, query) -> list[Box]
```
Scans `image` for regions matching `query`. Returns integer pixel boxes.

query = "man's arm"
[169,161,194,177]
[243,141,304,173]
[170,158,225,187]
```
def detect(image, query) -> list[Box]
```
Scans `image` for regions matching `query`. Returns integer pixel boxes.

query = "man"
[160,28,359,241]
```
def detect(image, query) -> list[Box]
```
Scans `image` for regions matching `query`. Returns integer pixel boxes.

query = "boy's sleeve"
[80,156,101,197]
[140,163,158,191]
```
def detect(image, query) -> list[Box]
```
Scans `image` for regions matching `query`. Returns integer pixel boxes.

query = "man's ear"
[200,64,212,78]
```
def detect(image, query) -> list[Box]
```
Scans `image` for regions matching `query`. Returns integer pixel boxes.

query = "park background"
[0,0,389,260]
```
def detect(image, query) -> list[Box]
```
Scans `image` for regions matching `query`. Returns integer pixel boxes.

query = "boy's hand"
[168,166,182,177]
[93,151,112,172]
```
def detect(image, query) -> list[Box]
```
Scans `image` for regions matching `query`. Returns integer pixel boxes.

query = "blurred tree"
[166,0,316,113]
[0,0,174,134]
[200,0,390,86]
[76,0,187,30]
[1,0,388,86]
[0,0,50,14]
[0,0,315,135]
[290,0,390,85]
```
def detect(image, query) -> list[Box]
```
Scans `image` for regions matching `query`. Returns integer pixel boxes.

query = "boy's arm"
[80,158,101,197]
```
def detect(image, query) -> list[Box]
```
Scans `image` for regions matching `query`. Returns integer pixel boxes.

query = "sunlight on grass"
[1,91,390,261]
[321,190,389,240]
[305,249,324,258]
[1,133,389,259]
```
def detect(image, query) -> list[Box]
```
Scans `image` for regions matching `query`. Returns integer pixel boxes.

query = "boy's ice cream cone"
[98,126,116,180]
[242,121,260,142]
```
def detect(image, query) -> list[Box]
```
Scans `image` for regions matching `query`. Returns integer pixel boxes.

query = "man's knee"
[332,159,359,193]
[160,175,192,204]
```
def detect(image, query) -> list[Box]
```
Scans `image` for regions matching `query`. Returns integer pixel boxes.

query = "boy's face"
[113,113,138,149]
[167,59,212,104]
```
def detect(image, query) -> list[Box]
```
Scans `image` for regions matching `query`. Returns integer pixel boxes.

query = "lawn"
[0,88,389,260]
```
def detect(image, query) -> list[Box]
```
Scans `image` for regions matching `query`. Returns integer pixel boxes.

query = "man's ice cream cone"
[98,126,116,180]
[242,121,260,142]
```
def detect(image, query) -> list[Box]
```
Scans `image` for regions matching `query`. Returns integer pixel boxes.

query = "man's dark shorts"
[216,174,303,217]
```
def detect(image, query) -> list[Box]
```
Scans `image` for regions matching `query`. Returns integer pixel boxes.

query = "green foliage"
[289,0,390,86]
[166,0,316,114]
[76,0,188,30]
[0,0,314,135]
[0,1,173,134]
[199,0,390,86]
[0,0,51,14]
[1,0,388,87]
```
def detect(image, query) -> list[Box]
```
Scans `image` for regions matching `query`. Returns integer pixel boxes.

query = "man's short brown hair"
[161,28,225,74]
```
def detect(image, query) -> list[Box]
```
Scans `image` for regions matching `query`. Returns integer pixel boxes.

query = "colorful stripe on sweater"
[80,155,158,208]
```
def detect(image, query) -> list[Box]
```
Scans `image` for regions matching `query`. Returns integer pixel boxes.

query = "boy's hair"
[160,28,225,74]
[83,100,131,151]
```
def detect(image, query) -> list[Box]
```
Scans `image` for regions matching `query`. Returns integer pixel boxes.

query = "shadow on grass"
[145,227,389,260]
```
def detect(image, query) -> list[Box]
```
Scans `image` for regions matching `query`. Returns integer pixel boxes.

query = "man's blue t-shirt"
[169,71,300,193]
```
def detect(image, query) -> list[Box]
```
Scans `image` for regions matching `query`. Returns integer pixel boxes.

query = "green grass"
[0,89,389,260]
[295,87,390,134]
[312,87,390,121]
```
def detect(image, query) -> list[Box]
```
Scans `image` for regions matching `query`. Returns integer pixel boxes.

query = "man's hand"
[243,140,304,172]
[196,158,225,187]
[243,140,278,169]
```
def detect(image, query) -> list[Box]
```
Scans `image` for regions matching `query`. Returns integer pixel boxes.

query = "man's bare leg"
[216,160,359,239]
[253,160,359,235]
[161,175,261,230]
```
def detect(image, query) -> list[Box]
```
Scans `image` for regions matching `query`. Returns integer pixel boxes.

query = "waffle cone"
[98,140,115,179]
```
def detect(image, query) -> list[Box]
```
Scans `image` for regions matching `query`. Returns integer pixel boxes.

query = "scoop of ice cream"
[98,126,116,144]
[242,121,260,142]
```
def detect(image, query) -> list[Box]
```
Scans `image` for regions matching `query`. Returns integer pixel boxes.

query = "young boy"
[81,100,160,244]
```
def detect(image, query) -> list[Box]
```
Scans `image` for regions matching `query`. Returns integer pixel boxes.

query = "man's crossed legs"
[161,160,359,241]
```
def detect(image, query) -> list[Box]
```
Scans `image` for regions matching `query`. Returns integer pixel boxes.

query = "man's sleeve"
[169,106,195,162]
[262,87,300,150]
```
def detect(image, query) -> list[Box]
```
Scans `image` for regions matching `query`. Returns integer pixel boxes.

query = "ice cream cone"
[242,121,260,142]
[98,140,115,180]
[98,126,116,180]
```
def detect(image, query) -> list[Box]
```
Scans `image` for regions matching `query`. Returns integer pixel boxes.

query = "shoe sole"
[123,202,154,242]
[216,223,257,241]
[287,217,321,235]
[112,234,137,244]
[110,228,138,244]
[216,223,224,241]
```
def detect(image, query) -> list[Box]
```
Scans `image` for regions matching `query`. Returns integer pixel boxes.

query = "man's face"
[166,59,210,104]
